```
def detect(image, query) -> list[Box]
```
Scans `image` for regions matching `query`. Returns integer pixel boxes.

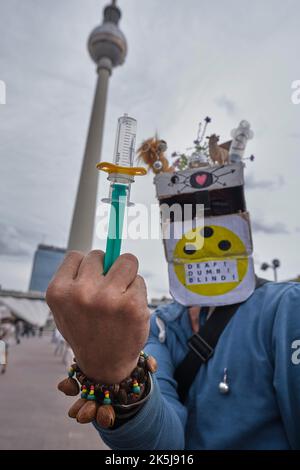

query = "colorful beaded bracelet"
[57,351,157,428]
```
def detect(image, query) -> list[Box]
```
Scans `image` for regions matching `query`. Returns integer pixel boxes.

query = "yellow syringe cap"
[96,162,147,176]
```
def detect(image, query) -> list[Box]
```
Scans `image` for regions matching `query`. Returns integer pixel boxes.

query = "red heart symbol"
[195,174,208,186]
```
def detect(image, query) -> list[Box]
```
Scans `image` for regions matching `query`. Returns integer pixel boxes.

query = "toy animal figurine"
[137,137,173,174]
[208,134,232,165]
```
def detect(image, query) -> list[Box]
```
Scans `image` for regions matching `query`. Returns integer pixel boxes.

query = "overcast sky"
[0,0,300,298]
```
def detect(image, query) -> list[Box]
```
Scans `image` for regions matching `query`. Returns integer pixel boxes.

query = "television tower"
[68,0,127,252]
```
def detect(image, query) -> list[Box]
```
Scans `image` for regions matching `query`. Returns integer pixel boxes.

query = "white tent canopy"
[0,294,49,327]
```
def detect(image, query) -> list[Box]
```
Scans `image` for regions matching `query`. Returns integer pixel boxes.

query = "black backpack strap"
[174,277,269,403]
[255,276,269,289]
[174,303,240,403]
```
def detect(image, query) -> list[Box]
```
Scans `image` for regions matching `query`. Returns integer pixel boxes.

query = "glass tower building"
[29,244,66,293]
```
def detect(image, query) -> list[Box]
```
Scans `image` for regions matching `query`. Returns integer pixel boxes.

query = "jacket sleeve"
[272,284,300,449]
[93,314,188,450]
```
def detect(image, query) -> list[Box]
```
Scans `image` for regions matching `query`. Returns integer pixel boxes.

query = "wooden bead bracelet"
[57,351,157,428]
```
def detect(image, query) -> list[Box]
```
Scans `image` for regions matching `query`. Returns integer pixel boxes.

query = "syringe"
[97,114,147,274]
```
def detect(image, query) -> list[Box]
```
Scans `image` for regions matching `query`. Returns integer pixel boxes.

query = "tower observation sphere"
[88,3,127,71]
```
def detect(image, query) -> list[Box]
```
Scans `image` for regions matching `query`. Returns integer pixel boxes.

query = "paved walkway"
[0,336,108,450]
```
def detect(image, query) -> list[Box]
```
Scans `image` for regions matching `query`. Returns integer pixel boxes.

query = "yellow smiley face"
[173,224,248,296]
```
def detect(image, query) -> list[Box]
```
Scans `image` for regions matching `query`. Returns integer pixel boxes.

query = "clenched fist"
[46,250,150,384]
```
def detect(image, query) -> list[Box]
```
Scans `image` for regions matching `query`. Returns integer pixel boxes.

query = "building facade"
[29,244,65,293]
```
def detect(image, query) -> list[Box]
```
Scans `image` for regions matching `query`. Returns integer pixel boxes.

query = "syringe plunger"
[97,114,146,205]
[113,114,137,167]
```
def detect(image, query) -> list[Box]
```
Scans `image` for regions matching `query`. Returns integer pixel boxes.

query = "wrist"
[79,356,140,385]
[57,351,158,429]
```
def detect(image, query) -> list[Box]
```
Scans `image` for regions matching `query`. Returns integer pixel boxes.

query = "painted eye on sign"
[167,167,237,193]
[155,162,244,199]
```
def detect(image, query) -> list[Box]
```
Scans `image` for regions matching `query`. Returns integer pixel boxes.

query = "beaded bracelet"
[57,351,157,428]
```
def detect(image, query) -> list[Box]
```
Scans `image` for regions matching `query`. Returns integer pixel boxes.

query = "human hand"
[46,250,150,384]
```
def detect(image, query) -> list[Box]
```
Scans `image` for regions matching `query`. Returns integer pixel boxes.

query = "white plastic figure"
[229,120,254,163]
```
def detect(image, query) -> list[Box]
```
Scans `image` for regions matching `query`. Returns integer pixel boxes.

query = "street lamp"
[260,259,280,282]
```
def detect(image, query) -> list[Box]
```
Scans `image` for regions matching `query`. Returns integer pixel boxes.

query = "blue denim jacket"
[95,281,300,449]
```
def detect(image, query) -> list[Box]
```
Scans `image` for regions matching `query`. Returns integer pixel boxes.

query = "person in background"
[15,319,23,344]
[0,318,15,374]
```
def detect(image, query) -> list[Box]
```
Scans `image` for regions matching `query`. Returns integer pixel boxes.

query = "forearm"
[93,308,187,450]
[94,375,185,450]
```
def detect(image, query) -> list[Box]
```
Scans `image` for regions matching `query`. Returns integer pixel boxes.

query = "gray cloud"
[288,132,300,139]
[245,174,284,190]
[140,270,154,281]
[0,222,32,257]
[215,96,238,116]
[252,219,289,234]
